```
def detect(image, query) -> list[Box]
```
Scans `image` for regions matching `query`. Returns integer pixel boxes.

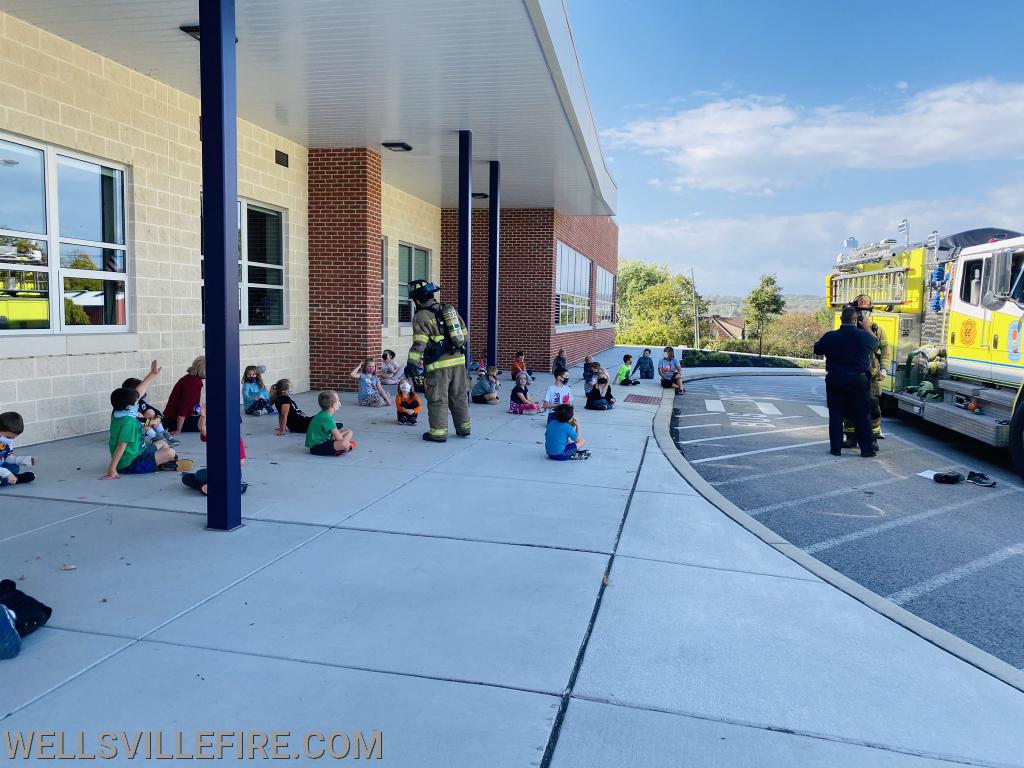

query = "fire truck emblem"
[1009,320,1022,363]
[960,319,978,346]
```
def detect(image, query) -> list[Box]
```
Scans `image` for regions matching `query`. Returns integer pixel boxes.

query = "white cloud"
[621,184,1024,295]
[605,79,1024,194]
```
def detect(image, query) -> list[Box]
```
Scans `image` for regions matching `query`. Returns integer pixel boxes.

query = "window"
[200,198,286,328]
[555,242,591,326]
[397,243,430,323]
[0,134,128,333]
[596,266,615,324]
[381,237,387,325]
[959,259,984,306]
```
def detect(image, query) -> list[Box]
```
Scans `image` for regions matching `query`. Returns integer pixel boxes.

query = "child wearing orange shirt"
[395,379,423,426]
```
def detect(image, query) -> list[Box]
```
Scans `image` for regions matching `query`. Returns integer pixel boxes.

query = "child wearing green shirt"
[616,354,640,386]
[103,383,191,479]
[305,390,356,456]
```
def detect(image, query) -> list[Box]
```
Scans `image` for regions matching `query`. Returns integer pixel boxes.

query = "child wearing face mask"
[350,358,392,408]
[585,373,616,410]
[103,387,192,479]
[395,379,423,425]
[508,372,541,414]
[543,366,574,423]
[242,365,276,416]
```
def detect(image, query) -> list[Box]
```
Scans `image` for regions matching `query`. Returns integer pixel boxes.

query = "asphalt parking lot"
[674,374,1024,669]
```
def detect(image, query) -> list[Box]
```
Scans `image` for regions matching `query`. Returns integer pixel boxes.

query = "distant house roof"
[709,315,745,339]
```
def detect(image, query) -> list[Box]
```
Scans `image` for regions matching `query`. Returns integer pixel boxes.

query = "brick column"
[308,148,382,390]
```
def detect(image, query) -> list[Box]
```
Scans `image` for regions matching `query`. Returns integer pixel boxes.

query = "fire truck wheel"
[1011,400,1024,480]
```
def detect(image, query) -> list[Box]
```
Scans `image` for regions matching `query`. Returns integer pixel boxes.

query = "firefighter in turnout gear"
[843,294,890,450]
[404,280,471,442]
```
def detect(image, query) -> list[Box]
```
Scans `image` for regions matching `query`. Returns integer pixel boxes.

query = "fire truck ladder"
[830,266,909,307]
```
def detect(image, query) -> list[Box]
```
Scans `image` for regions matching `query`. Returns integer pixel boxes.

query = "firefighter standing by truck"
[843,294,890,452]
[403,280,471,442]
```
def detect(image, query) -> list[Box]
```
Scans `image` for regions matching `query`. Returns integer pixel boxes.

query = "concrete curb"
[652,368,1024,695]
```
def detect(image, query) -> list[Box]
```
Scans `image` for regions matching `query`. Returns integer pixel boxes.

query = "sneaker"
[14,471,35,484]
[569,450,591,460]
[966,471,996,487]
[263,406,276,416]
[933,471,964,484]
[250,410,262,417]
[160,433,181,447]
[159,459,195,472]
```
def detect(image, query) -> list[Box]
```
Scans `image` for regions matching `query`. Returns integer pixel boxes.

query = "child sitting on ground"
[271,378,313,435]
[543,366,574,423]
[351,359,392,407]
[0,412,36,487]
[632,348,655,379]
[471,366,501,404]
[103,388,192,479]
[582,355,597,393]
[395,379,423,425]
[585,374,616,410]
[121,360,179,446]
[509,351,536,382]
[305,391,356,456]
[545,404,590,461]
[508,372,542,414]
[181,404,248,495]
[552,348,567,375]
[380,350,401,385]
[242,365,276,416]
[617,354,640,386]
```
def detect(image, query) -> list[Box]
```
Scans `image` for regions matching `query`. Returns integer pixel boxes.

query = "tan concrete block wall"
[0,11,309,445]
[380,182,441,362]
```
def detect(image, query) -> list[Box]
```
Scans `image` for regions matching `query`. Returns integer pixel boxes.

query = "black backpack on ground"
[0,579,52,637]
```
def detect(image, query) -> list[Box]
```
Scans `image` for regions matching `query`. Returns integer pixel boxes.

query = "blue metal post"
[458,130,472,363]
[199,0,242,531]
[486,161,500,368]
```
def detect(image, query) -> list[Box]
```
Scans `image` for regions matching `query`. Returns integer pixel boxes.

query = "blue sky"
[567,0,1024,295]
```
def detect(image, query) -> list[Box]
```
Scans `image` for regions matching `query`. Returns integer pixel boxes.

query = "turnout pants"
[827,373,872,453]
[425,363,471,438]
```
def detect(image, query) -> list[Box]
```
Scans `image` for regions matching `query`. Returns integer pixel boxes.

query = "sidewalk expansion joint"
[539,436,650,768]
[568,695,1009,768]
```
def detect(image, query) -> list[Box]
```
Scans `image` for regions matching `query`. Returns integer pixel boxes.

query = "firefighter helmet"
[408,280,440,304]
[852,294,873,310]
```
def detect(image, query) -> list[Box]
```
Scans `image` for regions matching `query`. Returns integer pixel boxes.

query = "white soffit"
[0,0,616,215]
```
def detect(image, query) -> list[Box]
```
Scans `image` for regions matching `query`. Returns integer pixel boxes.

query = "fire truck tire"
[1010,400,1024,480]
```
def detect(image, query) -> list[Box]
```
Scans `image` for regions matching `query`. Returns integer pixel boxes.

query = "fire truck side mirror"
[990,249,1012,297]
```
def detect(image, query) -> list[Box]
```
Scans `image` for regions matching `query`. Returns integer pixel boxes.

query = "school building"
[0,0,618,449]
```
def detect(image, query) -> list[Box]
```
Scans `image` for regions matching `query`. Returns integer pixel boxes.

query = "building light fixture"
[471,192,489,200]
[382,142,413,152]
[179,24,238,43]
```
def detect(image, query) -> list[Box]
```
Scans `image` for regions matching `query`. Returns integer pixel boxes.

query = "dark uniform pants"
[425,363,471,437]
[845,384,882,438]
[827,373,872,453]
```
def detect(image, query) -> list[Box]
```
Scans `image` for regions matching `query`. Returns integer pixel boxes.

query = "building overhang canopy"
[0,0,616,216]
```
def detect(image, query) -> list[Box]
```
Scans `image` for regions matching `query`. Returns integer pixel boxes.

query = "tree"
[761,310,832,358]
[615,260,670,329]
[64,297,91,325]
[617,274,708,347]
[743,274,786,356]
[63,253,102,291]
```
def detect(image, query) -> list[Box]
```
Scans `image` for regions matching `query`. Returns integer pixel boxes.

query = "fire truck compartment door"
[947,256,992,381]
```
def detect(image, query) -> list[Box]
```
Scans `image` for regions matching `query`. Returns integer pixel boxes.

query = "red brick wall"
[308,148,382,390]
[440,208,618,372]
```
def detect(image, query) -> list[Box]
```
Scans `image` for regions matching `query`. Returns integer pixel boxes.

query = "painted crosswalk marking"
[704,399,725,412]
[755,402,781,416]
[807,405,830,418]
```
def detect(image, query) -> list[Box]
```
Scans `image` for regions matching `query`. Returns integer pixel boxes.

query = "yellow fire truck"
[826,228,1024,478]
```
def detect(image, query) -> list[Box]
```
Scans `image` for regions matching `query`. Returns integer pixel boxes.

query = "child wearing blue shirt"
[545,404,590,461]
[242,365,276,416]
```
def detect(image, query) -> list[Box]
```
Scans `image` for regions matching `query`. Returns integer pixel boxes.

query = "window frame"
[381,236,388,326]
[555,241,592,328]
[958,258,985,307]
[200,196,289,330]
[595,266,615,324]
[0,131,131,336]
[397,241,430,325]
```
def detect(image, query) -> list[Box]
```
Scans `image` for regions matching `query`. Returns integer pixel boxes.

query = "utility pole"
[691,267,700,350]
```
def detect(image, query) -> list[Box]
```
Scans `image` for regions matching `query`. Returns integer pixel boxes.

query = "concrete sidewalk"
[2,347,1023,766]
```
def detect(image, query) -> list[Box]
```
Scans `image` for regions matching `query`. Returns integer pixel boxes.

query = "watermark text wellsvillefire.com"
[4,730,382,761]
